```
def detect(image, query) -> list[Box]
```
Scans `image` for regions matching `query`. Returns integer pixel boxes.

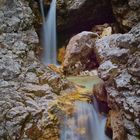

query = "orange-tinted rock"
[58,47,66,63]
[110,111,126,140]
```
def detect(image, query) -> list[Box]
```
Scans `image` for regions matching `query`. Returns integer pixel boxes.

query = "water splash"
[61,101,110,140]
[40,0,57,65]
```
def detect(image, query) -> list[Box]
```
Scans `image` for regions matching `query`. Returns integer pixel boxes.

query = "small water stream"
[61,101,110,140]
[40,1,110,139]
[40,0,57,65]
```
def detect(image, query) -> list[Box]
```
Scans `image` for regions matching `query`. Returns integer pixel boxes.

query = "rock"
[111,0,140,31]
[101,26,112,37]
[114,70,132,90]
[39,67,71,93]
[98,60,118,81]
[127,134,138,140]
[64,23,140,139]
[0,0,75,139]
[63,31,99,75]
[57,47,66,63]
[80,70,98,76]
[20,83,52,97]
[0,0,34,33]
[94,23,140,139]
[94,34,131,62]
[25,72,39,84]
[31,0,115,32]
[58,0,115,31]
[93,81,107,102]
[128,54,140,77]
[109,111,126,140]
[92,23,120,36]
[92,23,111,36]
[0,56,21,80]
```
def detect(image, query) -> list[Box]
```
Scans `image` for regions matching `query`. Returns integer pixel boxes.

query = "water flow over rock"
[61,101,110,140]
[40,0,57,65]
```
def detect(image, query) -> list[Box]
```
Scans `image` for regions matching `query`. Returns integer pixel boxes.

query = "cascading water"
[61,101,111,140]
[40,0,57,65]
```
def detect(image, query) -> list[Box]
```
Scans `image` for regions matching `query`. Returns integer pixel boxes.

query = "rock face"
[31,0,115,32]
[63,23,140,139]
[111,0,140,31]
[57,0,115,32]
[0,0,73,139]
[0,0,34,33]
[94,23,140,140]
[63,31,99,75]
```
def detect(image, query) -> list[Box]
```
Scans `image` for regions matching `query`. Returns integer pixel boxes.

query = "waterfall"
[61,101,111,140]
[40,0,57,65]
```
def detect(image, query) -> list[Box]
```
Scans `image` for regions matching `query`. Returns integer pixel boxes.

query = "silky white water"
[61,101,110,140]
[40,0,57,65]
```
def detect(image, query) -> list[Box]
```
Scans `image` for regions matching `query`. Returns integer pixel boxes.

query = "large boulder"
[63,31,99,75]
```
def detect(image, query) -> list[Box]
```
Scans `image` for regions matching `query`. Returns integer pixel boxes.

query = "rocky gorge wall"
[31,0,115,32]
[0,0,140,140]
[63,21,140,140]
[0,0,75,139]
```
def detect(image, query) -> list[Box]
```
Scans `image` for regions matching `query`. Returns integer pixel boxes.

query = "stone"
[114,70,132,90]
[0,0,76,139]
[57,47,66,63]
[0,56,21,80]
[25,72,39,84]
[128,53,140,77]
[63,31,99,75]
[101,27,112,37]
[20,83,52,97]
[31,0,115,32]
[0,0,34,33]
[94,34,131,62]
[65,23,140,139]
[98,60,118,81]
[127,134,138,140]
[94,23,140,139]
[110,111,126,140]
[93,81,107,102]
[111,0,140,31]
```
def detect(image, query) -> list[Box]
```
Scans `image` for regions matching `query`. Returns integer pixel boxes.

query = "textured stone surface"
[63,31,99,75]
[94,23,140,139]
[0,0,34,33]
[31,0,115,32]
[63,23,140,139]
[0,0,73,139]
[111,0,140,31]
